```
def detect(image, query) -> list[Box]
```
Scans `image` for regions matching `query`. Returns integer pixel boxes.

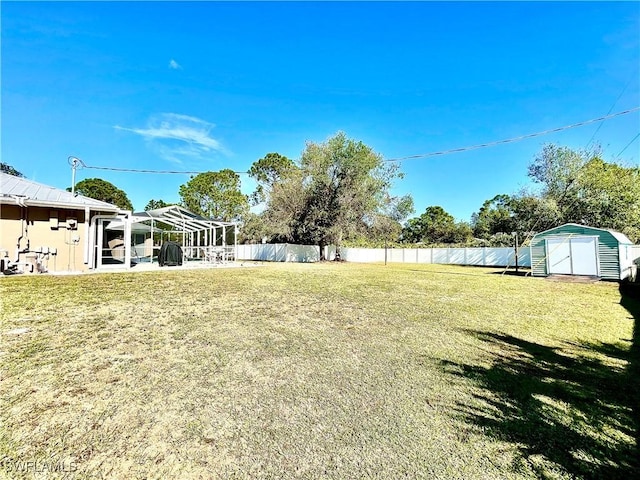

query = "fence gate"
[546,236,599,276]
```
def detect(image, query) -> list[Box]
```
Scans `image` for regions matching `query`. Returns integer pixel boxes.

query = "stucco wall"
[0,204,88,273]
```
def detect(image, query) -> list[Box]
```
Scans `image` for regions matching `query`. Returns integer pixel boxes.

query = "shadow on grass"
[620,281,640,466]
[439,287,640,479]
[487,269,531,277]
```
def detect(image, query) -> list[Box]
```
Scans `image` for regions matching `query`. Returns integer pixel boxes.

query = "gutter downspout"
[14,196,29,263]
[83,206,90,265]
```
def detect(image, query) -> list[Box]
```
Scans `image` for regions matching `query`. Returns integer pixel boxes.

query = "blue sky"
[2,1,639,222]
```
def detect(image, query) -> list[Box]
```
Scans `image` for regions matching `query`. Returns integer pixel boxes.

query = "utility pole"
[68,156,84,195]
[513,231,519,273]
[384,237,388,266]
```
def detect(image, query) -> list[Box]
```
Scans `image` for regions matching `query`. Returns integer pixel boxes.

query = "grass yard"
[1,262,638,479]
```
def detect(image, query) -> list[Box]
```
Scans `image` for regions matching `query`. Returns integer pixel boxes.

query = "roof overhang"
[0,195,121,213]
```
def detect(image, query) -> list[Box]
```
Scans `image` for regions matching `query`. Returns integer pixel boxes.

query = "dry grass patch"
[1,263,637,479]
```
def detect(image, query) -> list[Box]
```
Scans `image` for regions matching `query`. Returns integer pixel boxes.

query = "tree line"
[3,134,638,248]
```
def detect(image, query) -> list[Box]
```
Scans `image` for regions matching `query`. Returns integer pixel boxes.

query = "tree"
[238,212,281,244]
[248,153,296,205]
[471,194,515,239]
[179,169,249,222]
[528,144,640,242]
[1,163,24,177]
[264,132,412,258]
[575,158,640,241]
[528,144,589,201]
[508,193,560,236]
[369,194,415,244]
[68,178,133,210]
[145,199,172,211]
[471,192,561,245]
[402,206,470,244]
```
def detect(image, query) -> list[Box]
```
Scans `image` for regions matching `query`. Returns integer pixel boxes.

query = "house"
[530,223,637,281]
[0,172,130,273]
[0,172,239,273]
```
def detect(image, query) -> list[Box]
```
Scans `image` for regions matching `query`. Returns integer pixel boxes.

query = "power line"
[71,107,639,175]
[384,106,640,162]
[585,73,635,149]
[81,164,248,175]
[616,132,640,158]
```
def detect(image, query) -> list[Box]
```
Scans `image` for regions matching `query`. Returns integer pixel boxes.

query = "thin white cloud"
[114,113,227,162]
[169,59,182,70]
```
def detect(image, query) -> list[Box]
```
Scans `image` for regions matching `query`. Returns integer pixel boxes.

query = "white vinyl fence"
[237,243,531,268]
[236,243,321,263]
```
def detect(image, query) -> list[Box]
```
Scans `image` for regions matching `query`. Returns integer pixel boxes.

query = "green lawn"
[1,263,638,479]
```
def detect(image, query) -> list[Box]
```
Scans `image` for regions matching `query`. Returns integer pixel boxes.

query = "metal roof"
[0,172,120,211]
[131,205,237,233]
[532,223,633,245]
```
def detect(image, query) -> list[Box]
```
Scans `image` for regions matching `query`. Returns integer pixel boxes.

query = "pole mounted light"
[68,156,86,196]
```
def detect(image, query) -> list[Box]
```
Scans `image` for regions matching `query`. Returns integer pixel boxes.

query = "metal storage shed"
[530,223,636,281]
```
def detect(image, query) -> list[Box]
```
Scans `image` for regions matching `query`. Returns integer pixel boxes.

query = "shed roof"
[533,223,633,245]
[0,172,120,211]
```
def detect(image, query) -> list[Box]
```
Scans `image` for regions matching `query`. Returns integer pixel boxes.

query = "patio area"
[98,205,239,271]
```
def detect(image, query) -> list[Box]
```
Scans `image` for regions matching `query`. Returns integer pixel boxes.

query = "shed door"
[547,238,572,274]
[570,237,598,275]
[546,236,599,276]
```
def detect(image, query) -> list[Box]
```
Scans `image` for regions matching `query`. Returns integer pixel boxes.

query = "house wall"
[530,224,622,280]
[0,204,90,273]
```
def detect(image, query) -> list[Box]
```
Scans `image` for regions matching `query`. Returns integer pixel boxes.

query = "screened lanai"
[128,205,238,264]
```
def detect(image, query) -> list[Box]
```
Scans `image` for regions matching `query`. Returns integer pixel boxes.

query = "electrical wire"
[383,107,640,162]
[585,73,636,149]
[81,164,248,175]
[71,107,639,174]
[616,132,640,158]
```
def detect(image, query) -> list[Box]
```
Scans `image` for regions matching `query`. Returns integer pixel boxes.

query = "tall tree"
[471,194,515,239]
[509,193,560,236]
[528,144,640,241]
[1,163,24,177]
[179,169,249,221]
[265,132,412,258]
[403,206,470,244]
[575,158,640,241]
[472,192,560,244]
[248,153,296,205]
[238,212,281,244]
[528,144,589,202]
[68,178,133,210]
[145,199,172,211]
